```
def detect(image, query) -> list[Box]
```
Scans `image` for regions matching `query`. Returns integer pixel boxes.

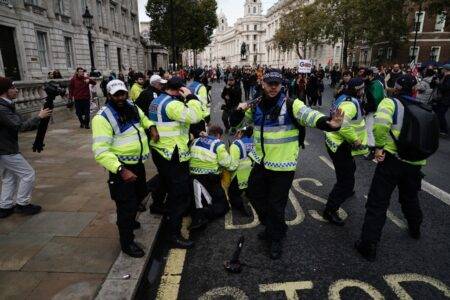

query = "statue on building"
[241,42,247,60]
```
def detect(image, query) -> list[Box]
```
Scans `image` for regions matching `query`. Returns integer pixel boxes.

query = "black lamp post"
[82,6,96,74]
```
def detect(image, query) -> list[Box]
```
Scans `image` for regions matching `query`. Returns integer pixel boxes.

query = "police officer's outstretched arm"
[228,143,240,172]
[92,115,121,173]
[292,99,344,131]
[336,102,359,144]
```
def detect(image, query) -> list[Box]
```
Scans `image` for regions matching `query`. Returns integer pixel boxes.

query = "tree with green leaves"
[273,4,324,59]
[146,0,218,68]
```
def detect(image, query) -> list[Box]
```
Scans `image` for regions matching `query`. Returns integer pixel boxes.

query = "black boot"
[133,221,141,230]
[122,241,145,258]
[189,216,208,231]
[269,240,282,260]
[149,203,168,215]
[0,207,15,219]
[323,208,345,226]
[137,203,146,212]
[408,224,421,240]
[168,235,194,249]
[15,204,42,215]
[354,239,377,262]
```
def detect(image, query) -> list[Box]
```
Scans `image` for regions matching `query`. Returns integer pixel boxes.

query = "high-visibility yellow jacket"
[374,97,426,166]
[130,83,143,102]
[243,93,325,171]
[325,94,369,156]
[229,136,254,189]
[188,81,210,118]
[189,136,232,175]
[148,93,203,162]
[92,100,153,173]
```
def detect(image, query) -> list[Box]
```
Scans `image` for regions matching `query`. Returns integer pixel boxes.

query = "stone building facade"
[0,0,144,81]
[192,0,341,68]
[139,21,169,72]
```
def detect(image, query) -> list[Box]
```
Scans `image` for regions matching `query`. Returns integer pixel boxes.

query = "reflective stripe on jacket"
[188,81,210,118]
[229,137,254,189]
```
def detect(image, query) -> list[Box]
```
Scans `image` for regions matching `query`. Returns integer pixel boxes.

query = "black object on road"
[32,82,66,153]
[224,236,244,274]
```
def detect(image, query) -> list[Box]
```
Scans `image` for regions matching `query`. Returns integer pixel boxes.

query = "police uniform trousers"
[146,174,167,208]
[361,152,423,243]
[247,163,295,241]
[229,177,246,211]
[151,148,191,236]
[108,162,147,248]
[325,142,356,211]
[192,174,229,220]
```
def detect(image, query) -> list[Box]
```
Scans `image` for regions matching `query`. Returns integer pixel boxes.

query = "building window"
[413,11,425,32]
[435,12,446,32]
[36,31,49,68]
[386,47,393,60]
[409,46,420,62]
[64,37,74,68]
[81,0,86,10]
[25,0,39,5]
[253,44,257,52]
[377,48,384,58]
[131,16,136,35]
[254,24,257,31]
[55,0,64,14]
[96,1,103,27]
[104,44,110,68]
[253,34,257,40]
[246,25,249,31]
[430,46,441,61]
[127,48,131,65]
[253,6,256,14]
[110,5,117,31]
[122,9,127,34]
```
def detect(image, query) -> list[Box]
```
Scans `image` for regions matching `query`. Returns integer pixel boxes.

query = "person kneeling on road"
[228,126,254,217]
[189,125,233,230]
[323,78,369,226]
[92,79,159,258]
[0,77,52,218]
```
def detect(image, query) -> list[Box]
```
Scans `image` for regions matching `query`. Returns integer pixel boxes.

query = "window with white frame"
[413,11,425,32]
[64,37,74,68]
[434,12,446,32]
[131,15,136,35]
[409,46,420,62]
[110,5,117,30]
[36,31,49,68]
[104,44,110,68]
[122,9,127,34]
[55,0,64,14]
[81,0,86,10]
[386,47,393,60]
[97,1,103,27]
[430,46,441,61]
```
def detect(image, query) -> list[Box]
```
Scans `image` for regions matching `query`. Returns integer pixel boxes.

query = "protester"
[69,67,96,129]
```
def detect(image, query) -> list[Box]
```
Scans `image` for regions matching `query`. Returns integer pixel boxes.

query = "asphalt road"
[139,81,450,300]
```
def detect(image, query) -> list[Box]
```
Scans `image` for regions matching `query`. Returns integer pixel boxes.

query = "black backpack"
[390,96,439,161]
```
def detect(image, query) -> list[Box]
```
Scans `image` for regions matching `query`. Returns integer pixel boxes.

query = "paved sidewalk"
[0,109,158,299]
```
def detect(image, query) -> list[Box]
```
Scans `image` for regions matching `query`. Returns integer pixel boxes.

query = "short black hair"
[76,67,84,72]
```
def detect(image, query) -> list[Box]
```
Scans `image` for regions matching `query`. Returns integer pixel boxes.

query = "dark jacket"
[437,74,450,106]
[0,99,40,155]
[135,86,162,116]
[221,84,242,110]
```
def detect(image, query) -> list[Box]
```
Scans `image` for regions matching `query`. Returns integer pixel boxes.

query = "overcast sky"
[138,0,278,25]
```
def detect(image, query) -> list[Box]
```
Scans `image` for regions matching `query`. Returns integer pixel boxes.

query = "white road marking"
[259,281,314,300]
[328,279,385,300]
[383,273,450,300]
[421,180,450,207]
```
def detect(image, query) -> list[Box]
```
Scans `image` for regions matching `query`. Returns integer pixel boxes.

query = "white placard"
[298,59,312,73]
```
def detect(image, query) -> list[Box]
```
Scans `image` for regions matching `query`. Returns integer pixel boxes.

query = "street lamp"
[82,6,96,74]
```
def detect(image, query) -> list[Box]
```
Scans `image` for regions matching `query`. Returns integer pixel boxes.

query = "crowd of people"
[0,60,448,263]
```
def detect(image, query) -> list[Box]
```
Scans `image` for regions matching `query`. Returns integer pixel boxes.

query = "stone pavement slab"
[0,271,45,299]
[23,236,120,273]
[13,211,97,236]
[0,233,53,270]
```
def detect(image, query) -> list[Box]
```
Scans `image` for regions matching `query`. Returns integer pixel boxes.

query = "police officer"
[149,76,204,249]
[92,80,158,258]
[189,125,233,230]
[323,78,368,226]
[228,126,254,217]
[356,75,424,261]
[188,68,210,137]
[231,69,344,259]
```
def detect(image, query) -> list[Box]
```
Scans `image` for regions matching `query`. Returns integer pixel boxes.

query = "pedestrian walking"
[221,75,242,133]
[69,67,97,129]
[431,64,450,136]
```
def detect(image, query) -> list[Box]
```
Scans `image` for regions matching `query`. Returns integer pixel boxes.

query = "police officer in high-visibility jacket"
[228,126,254,217]
[356,75,424,262]
[149,76,204,249]
[189,125,233,230]
[188,68,210,137]
[323,78,369,226]
[231,69,344,259]
[92,80,158,258]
